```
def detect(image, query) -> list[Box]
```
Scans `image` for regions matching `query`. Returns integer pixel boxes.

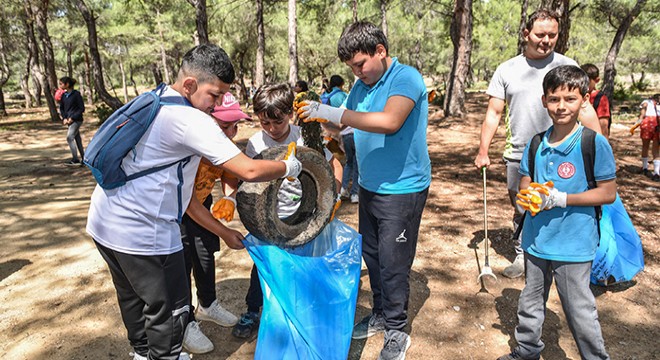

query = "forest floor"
[0,92,658,360]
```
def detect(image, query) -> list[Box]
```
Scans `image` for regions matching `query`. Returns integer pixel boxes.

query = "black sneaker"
[232,311,260,339]
[640,168,650,176]
[652,174,660,182]
[377,329,411,360]
[65,159,81,166]
[351,312,386,339]
[497,349,540,360]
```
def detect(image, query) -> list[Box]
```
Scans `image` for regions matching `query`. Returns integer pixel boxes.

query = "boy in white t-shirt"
[86,45,301,360]
[232,83,343,339]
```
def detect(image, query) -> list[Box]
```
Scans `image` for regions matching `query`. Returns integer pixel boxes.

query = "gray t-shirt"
[487,52,577,160]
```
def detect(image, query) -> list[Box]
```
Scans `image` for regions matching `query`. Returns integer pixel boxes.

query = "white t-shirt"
[641,99,660,117]
[246,124,332,218]
[86,86,242,256]
[487,52,577,160]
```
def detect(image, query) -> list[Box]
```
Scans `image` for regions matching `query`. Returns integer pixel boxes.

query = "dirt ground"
[0,92,658,360]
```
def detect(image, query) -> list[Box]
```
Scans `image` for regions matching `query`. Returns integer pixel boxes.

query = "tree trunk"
[151,63,163,85]
[23,5,43,107]
[541,0,570,54]
[29,0,59,121]
[601,0,647,99]
[187,0,209,45]
[444,0,473,118]
[83,51,94,105]
[155,9,171,85]
[0,27,10,116]
[517,0,529,55]
[119,56,128,103]
[74,0,123,110]
[380,0,388,37]
[255,0,265,87]
[352,0,358,22]
[287,0,298,85]
[66,42,73,77]
[20,70,32,109]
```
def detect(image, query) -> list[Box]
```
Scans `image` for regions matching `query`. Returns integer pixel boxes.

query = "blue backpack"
[320,88,342,105]
[83,84,192,189]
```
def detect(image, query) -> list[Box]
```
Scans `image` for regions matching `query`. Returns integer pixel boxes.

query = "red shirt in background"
[589,90,611,120]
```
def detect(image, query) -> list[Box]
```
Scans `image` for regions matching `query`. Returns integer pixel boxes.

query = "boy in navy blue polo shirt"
[498,66,615,360]
[299,21,431,360]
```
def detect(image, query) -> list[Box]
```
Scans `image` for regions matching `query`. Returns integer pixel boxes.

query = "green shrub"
[93,104,114,126]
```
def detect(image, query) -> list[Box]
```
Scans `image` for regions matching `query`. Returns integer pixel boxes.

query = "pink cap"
[211,92,250,122]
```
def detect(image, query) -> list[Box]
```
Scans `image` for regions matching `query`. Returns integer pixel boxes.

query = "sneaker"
[377,330,411,360]
[65,159,81,166]
[196,300,239,327]
[497,349,540,360]
[640,168,650,176]
[340,187,350,198]
[350,194,359,203]
[130,353,147,360]
[178,353,191,360]
[502,254,524,279]
[183,320,214,354]
[652,174,660,182]
[352,313,386,339]
[232,311,260,339]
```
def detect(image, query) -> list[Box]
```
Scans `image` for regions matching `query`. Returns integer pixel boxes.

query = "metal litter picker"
[478,167,497,284]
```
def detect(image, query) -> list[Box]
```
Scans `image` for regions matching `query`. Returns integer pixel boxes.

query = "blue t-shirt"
[519,125,616,262]
[326,87,348,108]
[344,58,431,194]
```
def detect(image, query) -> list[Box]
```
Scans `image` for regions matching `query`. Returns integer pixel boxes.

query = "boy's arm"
[221,151,298,182]
[329,156,343,191]
[475,97,505,169]
[566,179,617,207]
[186,193,245,249]
[519,175,531,191]
[578,102,603,135]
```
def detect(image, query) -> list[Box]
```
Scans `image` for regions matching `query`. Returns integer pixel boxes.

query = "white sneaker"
[502,254,525,278]
[196,300,239,327]
[350,194,359,203]
[178,352,192,360]
[183,321,214,354]
[130,352,147,360]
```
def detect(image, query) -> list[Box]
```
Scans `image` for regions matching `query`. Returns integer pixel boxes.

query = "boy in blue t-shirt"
[498,65,615,360]
[299,21,431,360]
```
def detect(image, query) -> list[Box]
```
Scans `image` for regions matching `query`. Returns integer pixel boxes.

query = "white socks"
[654,160,660,175]
[642,157,648,169]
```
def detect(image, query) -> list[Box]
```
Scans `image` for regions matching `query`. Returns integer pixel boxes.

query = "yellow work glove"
[212,196,236,222]
[330,194,341,221]
[282,142,302,181]
[516,181,567,216]
[629,123,640,135]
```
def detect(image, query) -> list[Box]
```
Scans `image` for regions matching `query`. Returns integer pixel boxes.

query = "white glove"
[298,100,345,126]
[281,142,302,180]
[516,181,567,215]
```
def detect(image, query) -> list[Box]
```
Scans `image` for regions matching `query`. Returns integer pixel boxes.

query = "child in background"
[59,76,85,166]
[499,65,615,360]
[181,92,250,354]
[581,64,611,138]
[232,83,343,339]
[630,93,660,181]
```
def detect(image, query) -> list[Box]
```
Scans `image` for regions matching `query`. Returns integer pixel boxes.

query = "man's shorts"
[640,116,659,140]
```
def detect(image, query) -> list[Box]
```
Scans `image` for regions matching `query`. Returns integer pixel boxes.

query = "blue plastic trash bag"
[591,194,645,286]
[243,219,362,360]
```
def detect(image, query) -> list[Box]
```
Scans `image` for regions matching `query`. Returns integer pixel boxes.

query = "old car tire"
[236,145,336,247]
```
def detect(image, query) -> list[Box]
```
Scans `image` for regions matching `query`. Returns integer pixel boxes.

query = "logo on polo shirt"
[557,162,576,179]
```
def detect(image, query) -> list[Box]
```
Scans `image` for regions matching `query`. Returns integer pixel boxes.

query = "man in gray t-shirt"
[474,9,601,278]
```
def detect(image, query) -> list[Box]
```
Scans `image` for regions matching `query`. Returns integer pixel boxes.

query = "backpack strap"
[581,127,601,237]
[592,91,605,112]
[513,131,546,240]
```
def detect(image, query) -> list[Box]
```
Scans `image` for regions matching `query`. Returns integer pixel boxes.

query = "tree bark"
[20,69,32,109]
[380,0,388,37]
[74,0,123,110]
[517,0,529,55]
[186,0,209,45]
[66,42,73,77]
[255,0,265,87]
[83,51,94,105]
[28,0,59,121]
[151,63,163,85]
[541,0,570,54]
[23,5,43,107]
[601,0,647,100]
[287,0,298,85]
[155,9,171,85]
[353,0,358,22]
[444,0,473,118]
[119,56,128,103]
[0,27,10,116]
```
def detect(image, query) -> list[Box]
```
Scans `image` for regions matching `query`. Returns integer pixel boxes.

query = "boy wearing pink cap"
[181,92,251,354]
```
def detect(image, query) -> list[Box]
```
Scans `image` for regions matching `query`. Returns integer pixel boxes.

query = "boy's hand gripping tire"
[236,145,336,247]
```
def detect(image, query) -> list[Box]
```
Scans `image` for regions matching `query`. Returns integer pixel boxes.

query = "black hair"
[525,8,560,31]
[253,83,295,120]
[580,63,600,80]
[295,80,309,92]
[543,65,589,96]
[178,44,235,84]
[59,76,76,87]
[329,75,345,89]
[337,21,388,62]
